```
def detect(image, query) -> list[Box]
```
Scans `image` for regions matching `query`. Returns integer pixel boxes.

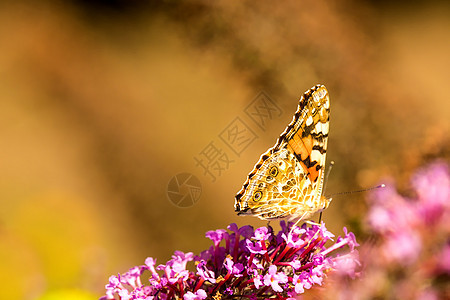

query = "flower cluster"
[320,161,450,299]
[368,162,450,266]
[100,221,360,299]
[365,162,450,299]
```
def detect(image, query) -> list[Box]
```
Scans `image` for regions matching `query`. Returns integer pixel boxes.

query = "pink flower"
[101,222,359,299]
[414,163,450,224]
[253,274,264,289]
[333,252,361,279]
[196,260,216,283]
[292,272,311,294]
[223,257,244,276]
[281,226,307,247]
[383,230,421,265]
[253,226,271,241]
[205,229,227,246]
[437,243,450,273]
[246,239,267,254]
[183,289,207,300]
[263,265,288,292]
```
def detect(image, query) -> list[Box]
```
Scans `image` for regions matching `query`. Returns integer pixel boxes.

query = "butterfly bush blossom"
[319,162,450,299]
[100,221,360,299]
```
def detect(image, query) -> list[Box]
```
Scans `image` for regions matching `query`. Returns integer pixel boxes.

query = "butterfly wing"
[235,85,331,221]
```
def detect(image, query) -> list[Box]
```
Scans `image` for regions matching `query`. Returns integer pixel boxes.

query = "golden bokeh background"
[0,1,449,299]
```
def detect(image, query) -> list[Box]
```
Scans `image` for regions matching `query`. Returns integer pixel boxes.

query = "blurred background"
[0,0,449,299]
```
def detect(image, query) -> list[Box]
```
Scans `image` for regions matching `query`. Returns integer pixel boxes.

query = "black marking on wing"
[301,123,316,138]
[273,85,323,150]
[294,153,317,169]
[312,145,326,154]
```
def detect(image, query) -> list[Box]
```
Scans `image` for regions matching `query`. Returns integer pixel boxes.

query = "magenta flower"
[264,265,288,292]
[437,243,450,273]
[292,272,311,294]
[332,252,361,279]
[246,238,267,254]
[320,161,450,299]
[223,256,244,276]
[205,229,227,246]
[367,162,450,266]
[156,250,193,284]
[196,260,216,283]
[253,226,271,241]
[183,289,207,300]
[100,221,360,299]
[383,230,421,265]
[413,162,450,224]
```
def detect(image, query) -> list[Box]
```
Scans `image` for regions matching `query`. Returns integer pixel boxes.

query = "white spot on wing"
[311,149,322,163]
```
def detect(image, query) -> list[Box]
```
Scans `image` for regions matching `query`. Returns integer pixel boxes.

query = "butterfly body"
[235,85,331,221]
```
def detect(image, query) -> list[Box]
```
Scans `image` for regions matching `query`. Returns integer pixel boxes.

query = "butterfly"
[235,84,331,221]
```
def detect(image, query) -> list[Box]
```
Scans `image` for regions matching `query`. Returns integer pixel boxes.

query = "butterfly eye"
[269,166,278,177]
[253,191,263,201]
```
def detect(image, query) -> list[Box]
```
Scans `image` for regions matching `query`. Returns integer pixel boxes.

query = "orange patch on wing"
[288,133,321,182]
[307,165,320,182]
[288,133,313,160]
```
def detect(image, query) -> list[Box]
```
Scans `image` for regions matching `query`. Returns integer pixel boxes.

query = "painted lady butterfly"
[235,85,331,221]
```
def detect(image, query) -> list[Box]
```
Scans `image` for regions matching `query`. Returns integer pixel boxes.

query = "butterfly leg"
[305,220,321,226]
[266,220,273,232]
[288,211,309,236]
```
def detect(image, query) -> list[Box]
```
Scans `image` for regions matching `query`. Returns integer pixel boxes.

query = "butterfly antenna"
[327,184,385,198]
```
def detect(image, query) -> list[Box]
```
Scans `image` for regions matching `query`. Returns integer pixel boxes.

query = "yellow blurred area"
[0,0,449,299]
